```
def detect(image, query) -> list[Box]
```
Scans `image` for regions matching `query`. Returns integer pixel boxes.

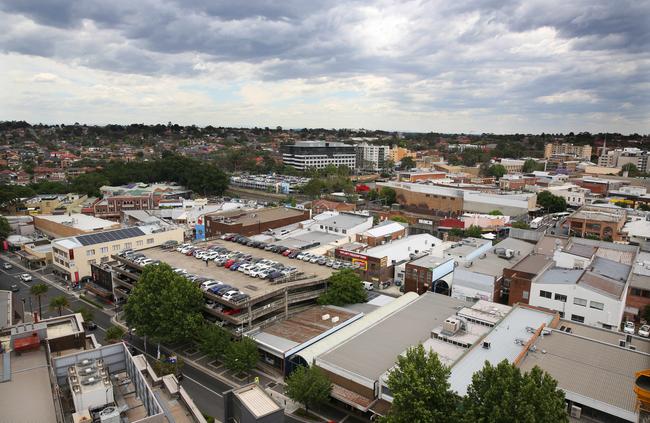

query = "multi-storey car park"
[111,238,335,334]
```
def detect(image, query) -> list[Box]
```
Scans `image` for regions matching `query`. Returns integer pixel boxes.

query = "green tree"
[105,325,126,343]
[30,283,49,318]
[74,306,94,323]
[614,201,630,208]
[522,159,538,173]
[0,216,9,240]
[488,210,503,216]
[400,156,416,170]
[463,360,568,423]
[620,163,641,177]
[198,324,231,361]
[49,295,70,316]
[153,355,185,377]
[643,304,650,322]
[449,228,464,238]
[537,191,567,213]
[465,225,483,238]
[286,366,332,414]
[382,344,459,423]
[223,337,259,375]
[302,179,325,198]
[318,269,367,306]
[487,164,507,179]
[380,186,397,205]
[510,221,530,229]
[124,263,204,344]
[390,216,408,223]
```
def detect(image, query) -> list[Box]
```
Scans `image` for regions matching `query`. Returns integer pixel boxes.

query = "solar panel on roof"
[76,227,146,246]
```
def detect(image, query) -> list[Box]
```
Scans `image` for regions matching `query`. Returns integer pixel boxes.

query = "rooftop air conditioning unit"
[331,316,339,323]
[570,405,582,419]
[322,314,330,321]
[482,341,491,349]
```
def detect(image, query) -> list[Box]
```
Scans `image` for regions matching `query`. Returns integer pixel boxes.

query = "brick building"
[204,207,311,237]
[564,206,627,241]
[310,199,356,215]
[355,221,406,247]
[93,195,156,220]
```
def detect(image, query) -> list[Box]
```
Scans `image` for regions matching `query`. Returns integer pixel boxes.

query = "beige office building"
[52,225,184,282]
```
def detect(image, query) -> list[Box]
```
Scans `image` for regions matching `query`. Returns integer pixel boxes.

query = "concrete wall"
[529,282,625,328]
[52,227,184,282]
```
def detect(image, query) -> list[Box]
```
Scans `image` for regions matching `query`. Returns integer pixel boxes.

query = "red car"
[223,308,241,316]
[224,259,236,269]
[282,249,293,256]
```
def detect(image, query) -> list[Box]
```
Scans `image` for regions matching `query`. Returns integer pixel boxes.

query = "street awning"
[330,383,375,412]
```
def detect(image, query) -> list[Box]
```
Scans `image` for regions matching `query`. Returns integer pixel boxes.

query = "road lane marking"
[182,375,223,397]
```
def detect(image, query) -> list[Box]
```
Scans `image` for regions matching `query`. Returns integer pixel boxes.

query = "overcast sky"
[0,0,648,133]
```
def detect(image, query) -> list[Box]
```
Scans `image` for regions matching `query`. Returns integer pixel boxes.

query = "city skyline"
[1,0,648,133]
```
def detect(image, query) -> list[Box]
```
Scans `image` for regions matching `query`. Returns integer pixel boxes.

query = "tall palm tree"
[30,283,48,318]
[49,296,69,316]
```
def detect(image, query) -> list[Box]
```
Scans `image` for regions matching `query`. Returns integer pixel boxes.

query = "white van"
[362,282,374,291]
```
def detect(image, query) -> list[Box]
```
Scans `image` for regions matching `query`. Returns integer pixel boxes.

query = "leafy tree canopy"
[487,164,507,179]
[105,325,126,343]
[522,159,538,173]
[382,344,459,423]
[400,156,416,170]
[224,337,259,375]
[286,366,332,413]
[318,269,367,306]
[380,186,397,205]
[0,216,10,240]
[198,324,231,361]
[124,263,204,344]
[463,360,568,423]
[488,210,503,216]
[537,191,567,213]
[465,225,483,238]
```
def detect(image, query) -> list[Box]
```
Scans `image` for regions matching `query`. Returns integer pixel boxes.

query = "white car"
[639,325,650,338]
[201,281,221,291]
[250,267,270,278]
[176,243,191,252]
[173,268,187,275]
[624,321,636,334]
[222,290,241,301]
[20,273,33,282]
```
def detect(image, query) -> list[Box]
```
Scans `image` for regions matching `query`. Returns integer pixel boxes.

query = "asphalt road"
[0,251,362,422]
[0,252,227,418]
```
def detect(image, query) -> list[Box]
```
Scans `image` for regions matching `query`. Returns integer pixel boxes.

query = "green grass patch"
[79,294,105,309]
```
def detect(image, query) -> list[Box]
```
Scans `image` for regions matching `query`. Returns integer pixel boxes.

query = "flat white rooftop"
[36,213,118,231]
[449,306,555,396]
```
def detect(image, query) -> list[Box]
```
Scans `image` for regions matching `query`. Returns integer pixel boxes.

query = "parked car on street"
[3,262,13,270]
[639,325,650,338]
[20,273,32,282]
[624,321,636,334]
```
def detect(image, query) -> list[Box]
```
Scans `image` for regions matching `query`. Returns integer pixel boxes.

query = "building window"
[86,249,95,256]
[112,244,120,251]
[571,314,585,323]
[539,290,552,299]
[554,293,567,302]
[573,297,587,307]
[522,290,529,300]
[602,323,613,330]
[147,238,154,245]
[136,240,144,247]
[88,259,96,265]
[100,247,108,253]
[124,242,132,249]
[590,301,604,311]
[558,311,565,318]
[342,229,347,234]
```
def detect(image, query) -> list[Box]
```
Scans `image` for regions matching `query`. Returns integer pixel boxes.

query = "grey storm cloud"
[0,0,648,131]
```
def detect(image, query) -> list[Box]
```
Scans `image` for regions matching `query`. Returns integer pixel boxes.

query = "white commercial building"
[52,224,184,282]
[356,143,390,171]
[281,141,357,171]
[529,258,630,329]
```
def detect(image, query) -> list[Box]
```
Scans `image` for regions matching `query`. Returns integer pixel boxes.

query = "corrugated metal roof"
[234,385,281,418]
[295,292,419,366]
[519,330,650,419]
